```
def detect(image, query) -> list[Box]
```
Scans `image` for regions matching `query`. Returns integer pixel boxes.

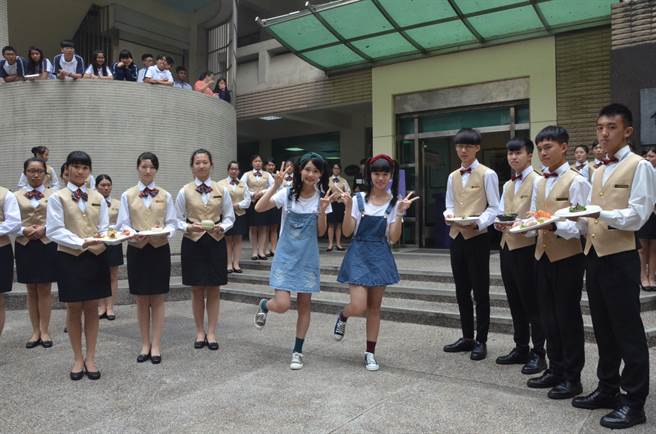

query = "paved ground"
[1,300,654,433]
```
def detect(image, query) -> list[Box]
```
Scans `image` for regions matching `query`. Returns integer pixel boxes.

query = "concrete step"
[6,278,656,346]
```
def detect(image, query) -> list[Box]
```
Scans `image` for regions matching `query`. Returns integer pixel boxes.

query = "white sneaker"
[254,299,268,329]
[364,352,379,371]
[333,313,346,341]
[290,352,304,370]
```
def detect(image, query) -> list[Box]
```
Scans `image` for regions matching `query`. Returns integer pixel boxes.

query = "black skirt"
[15,240,57,284]
[56,251,111,302]
[328,202,346,224]
[226,213,248,236]
[248,203,269,227]
[267,207,282,226]
[181,234,227,286]
[638,213,656,240]
[127,244,170,295]
[0,244,13,293]
[105,244,124,267]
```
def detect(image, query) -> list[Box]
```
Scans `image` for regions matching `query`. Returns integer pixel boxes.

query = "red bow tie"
[603,157,618,165]
[196,183,213,194]
[576,164,585,170]
[511,173,523,182]
[230,179,239,185]
[139,187,159,198]
[333,177,340,183]
[71,189,88,202]
[254,171,262,177]
[25,190,44,200]
[459,167,472,175]
[543,172,558,179]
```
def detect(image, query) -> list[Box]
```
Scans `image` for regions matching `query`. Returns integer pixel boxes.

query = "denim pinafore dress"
[269,193,321,293]
[337,193,400,287]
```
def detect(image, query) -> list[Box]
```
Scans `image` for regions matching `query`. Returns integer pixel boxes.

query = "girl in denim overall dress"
[333,154,419,371]
[253,153,336,370]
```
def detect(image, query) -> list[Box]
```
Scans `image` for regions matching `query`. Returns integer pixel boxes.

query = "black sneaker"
[333,313,346,341]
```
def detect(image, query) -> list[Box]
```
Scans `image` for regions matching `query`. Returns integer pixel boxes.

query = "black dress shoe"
[84,364,101,380]
[326,247,334,252]
[336,246,345,251]
[548,380,583,400]
[443,338,476,353]
[233,268,243,274]
[150,355,162,364]
[600,405,646,429]
[227,269,234,274]
[521,351,547,375]
[70,370,84,381]
[106,313,116,321]
[266,252,274,257]
[207,341,219,351]
[572,389,619,410]
[40,339,53,348]
[99,312,108,320]
[251,255,258,261]
[470,341,487,361]
[496,348,529,365]
[137,353,150,363]
[527,370,562,389]
[194,336,207,349]
[25,339,41,349]
[258,255,268,260]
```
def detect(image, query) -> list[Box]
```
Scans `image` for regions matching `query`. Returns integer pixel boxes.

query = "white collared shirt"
[116,181,177,238]
[579,145,656,233]
[45,182,109,250]
[145,65,173,84]
[444,159,500,231]
[530,162,590,240]
[498,165,535,214]
[0,190,21,237]
[175,178,235,233]
[223,177,252,210]
[574,161,590,181]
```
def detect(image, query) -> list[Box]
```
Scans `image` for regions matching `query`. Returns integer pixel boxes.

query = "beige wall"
[371,37,558,162]
[0,0,7,48]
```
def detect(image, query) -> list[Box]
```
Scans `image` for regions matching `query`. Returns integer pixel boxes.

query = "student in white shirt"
[137,53,153,83]
[17,146,59,190]
[218,161,251,273]
[144,55,173,86]
[0,45,26,82]
[83,50,113,80]
[53,41,84,81]
[172,66,192,90]
[25,46,52,80]
[0,182,21,337]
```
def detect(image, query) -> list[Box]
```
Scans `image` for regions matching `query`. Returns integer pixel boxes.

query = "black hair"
[535,125,569,145]
[156,55,166,61]
[23,157,47,173]
[90,49,109,76]
[176,65,187,73]
[31,146,48,157]
[453,128,482,146]
[363,156,400,208]
[591,140,600,148]
[2,45,16,55]
[164,56,174,65]
[646,146,656,154]
[289,154,329,202]
[190,148,213,166]
[118,49,132,60]
[141,53,153,61]
[598,103,633,127]
[66,151,92,169]
[95,174,113,185]
[60,162,67,176]
[250,154,262,164]
[332,162,342,169]
[215,77,228,89]
[575,144,589,153]
[26,46,46,74]
[198,71,211,81]
[227,160,239,171]
[506,138,534,154]
[265,158,276,165]
[60,41,74,49]
[137,152,159,170]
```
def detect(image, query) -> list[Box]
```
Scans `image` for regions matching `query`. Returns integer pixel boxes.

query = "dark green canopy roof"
[258,0,619,71]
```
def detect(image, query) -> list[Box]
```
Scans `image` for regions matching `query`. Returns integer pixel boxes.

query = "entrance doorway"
[397,103,530,248]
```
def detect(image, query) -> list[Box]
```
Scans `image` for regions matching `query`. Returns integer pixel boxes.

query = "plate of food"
[137,227,173,236]
[495,213,518,225]
[554,204,602,219]
[445,215,479,226]
[509,210,560,234]
[88,228,134,245]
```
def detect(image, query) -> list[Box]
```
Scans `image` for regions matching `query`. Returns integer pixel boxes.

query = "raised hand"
[397,191,420,213]
[274,161,293,188]
[320,192,337,214]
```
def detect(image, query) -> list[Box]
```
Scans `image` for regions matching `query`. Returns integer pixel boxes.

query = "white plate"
[445,216,479,226]
[137,227,173,236]
[87,229,134,245]
[509,217,560,234]
[554,205,602,219]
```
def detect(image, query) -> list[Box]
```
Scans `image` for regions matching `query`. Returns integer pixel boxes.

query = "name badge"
[470,185,480,189]
[91,202,101,207]
[614,184,629,188]
[213,195,222,199]
[520,195,529,199]
[555,197,569,201]
[155,199,165,203]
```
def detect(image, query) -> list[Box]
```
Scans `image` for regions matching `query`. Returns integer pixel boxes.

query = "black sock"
[339,311,348,322]
[366,341,376,354]
[293,337,304,354]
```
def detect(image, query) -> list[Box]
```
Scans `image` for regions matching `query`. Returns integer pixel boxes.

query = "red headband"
[368,154,395,165]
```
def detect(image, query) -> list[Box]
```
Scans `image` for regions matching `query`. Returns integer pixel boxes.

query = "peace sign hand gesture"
[397,191,420,213]
[274,161,293,188]
[320,192,337,214]
[331,184,352,209]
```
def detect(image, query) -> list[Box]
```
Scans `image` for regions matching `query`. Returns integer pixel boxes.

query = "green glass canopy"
[257,0,619,72]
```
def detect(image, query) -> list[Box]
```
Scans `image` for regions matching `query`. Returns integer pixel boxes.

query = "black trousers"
[450,233,490,343]
[500,245,545,354]
[586,248,649,408]
[536,254,585,382]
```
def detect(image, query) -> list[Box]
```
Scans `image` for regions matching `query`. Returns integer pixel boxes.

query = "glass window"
[271,132,340,164]
[516,104,530,124]
[419,107,511,133]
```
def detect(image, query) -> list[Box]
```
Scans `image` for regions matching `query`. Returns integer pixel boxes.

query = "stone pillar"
[0,0,8,48]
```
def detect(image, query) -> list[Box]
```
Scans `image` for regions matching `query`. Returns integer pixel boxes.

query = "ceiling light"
[284,147,304,152]
[259,115,283,121]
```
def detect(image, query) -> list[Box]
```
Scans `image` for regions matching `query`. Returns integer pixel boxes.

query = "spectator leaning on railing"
[173,66,192,90]
[112,49,138,82]
[215,77,231,103]
[53,41,84,81]
[136,52,153,83]
[83,49,113,80]
[0,45,26,82]
[25,46,52,80]
[193,71,216,97]
[144,55,173,86]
